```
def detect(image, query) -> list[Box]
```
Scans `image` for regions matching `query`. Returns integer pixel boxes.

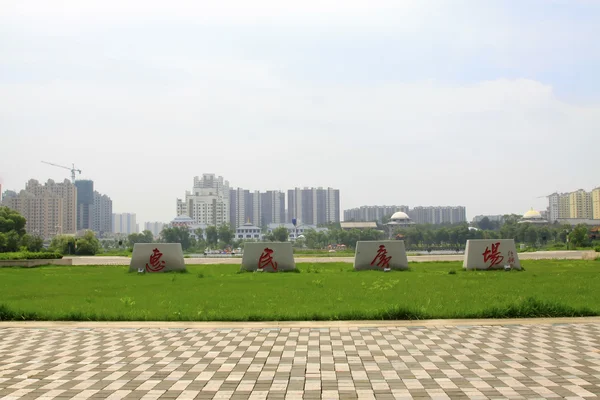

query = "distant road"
[67,250,594,265]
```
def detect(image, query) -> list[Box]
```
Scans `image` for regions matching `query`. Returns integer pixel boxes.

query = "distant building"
[75,180,94,231]
[340,222,379,231]
[556,218,600,227]
[266,223,326,241]
[113,213,138,235]
[518,209,548,225]
[287,187,340,226]
[472,215,505,224]
[177,174,230,227]
[384,211,415,238]
[235,221,262,240]
[228,188,285,229]
[548,188,599,222]
[92,191,112,236]
[343,205,409,222]
[144,222,165,238]
[1,178,77,238]
[260,190,286,227]
[169,215,207,240]
[569,189,593,219]
[593,187,600,219]
[408,206,466,225]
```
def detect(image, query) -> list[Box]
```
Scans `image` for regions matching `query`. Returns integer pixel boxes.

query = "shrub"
[595,246,600,253]
[0,251,63,260]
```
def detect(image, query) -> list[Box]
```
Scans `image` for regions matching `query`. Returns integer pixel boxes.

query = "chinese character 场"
[370,245,392,269]
[258,247,278,271]
[507,250,515,265]
[482,242,504,269]
[146,248,166,272]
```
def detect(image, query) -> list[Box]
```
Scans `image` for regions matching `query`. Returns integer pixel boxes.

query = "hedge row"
[0,252,63,260]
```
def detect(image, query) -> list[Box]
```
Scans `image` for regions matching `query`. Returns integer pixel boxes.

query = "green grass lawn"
[1,260,598,321]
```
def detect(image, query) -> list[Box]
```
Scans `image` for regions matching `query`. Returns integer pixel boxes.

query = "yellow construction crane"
[41,161,82,183]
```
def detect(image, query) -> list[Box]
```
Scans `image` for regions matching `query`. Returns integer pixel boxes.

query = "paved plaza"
[1,320,600,399]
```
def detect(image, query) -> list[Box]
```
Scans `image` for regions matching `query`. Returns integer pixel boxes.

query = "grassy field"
[0,260,598,321]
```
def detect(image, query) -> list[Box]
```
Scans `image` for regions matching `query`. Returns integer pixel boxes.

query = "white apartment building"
[113,213,138,235]
[144,222,165,238]
[176,174,230,227]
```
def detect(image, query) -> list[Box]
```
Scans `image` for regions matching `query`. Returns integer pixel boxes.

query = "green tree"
[128,230,154,246]
[49,235,76,254]
[160,226,192,250]
[477,217,493,231]
[205,226,218,247]
[21,234,44,252]
[271,226,289,242]
[568,224,589,247]
[218,224,235,245]
[0,206,26,236]
[0,206,27,252]
[75,230,100,255]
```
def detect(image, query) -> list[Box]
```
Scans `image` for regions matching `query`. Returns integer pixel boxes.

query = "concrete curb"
[2,317,599,329]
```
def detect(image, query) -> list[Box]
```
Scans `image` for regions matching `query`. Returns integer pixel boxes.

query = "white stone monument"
[463,239,521,270]
[129,243,186,273]
[241,242,296,272]
[354,240,409,271]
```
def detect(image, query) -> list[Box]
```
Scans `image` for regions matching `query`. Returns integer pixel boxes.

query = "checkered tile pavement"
[1,324,599,399]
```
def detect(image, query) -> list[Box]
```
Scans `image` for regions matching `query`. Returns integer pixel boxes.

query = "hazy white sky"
[1,0,599,225]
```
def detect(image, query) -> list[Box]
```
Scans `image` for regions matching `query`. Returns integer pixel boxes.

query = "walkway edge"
[2,316,600,329]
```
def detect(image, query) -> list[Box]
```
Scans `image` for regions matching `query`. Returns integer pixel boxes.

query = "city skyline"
[3,176,600,231]
[2,1,599,225]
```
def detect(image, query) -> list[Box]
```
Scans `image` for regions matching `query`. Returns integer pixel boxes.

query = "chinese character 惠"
[258,247,278,271]
[370,245,392,269]
[507,250,515,265]
[482,242,504,269]
[146,248,166,272]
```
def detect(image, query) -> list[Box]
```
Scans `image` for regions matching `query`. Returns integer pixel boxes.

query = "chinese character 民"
[507,250,515,265]
[258,248,278,271]
[482,242,504,268]
[146,248,166,272]
[370,245,392,269]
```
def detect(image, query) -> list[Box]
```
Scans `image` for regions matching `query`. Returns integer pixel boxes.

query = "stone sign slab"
[129,243,186,273]
[241,242,296,272]
[463,239,521,270]
[354,241,409,271]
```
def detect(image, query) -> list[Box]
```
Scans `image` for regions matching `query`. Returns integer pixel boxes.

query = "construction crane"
[41,161,82,183]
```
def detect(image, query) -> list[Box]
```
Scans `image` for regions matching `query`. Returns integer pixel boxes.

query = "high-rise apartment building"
[92,191,112,236]
[1,178,77,238]
[176,174,230,226]
[260,191,286,227]
[75,180,94,231]
[144,222,165,238]
[229,188,262,228]
[113,213,138,235]
[344,205,410,222]
[408,206,467,225]
[593,188,600,220]
[287,187,340,225]
[569,189,593,219]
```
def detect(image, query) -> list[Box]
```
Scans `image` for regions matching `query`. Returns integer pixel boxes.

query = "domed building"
[518,208,548,225]
[385,211,415,238]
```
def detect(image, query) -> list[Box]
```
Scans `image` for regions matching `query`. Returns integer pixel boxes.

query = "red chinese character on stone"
[507,250,515,265]
[370,245,392,269]
[146,248,166,272]
[258,248,278,271]
[482,242,504,269]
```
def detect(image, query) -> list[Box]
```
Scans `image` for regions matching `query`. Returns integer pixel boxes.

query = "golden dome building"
[518,208,548,225]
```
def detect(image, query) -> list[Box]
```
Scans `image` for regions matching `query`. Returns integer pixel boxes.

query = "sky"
[1,0,599,225]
